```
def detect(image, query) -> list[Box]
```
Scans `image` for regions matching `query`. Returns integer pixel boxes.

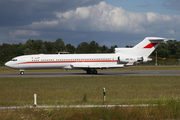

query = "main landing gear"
[86,69,98,74]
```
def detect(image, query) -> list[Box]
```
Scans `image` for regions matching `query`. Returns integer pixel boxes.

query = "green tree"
[54,38,66,52]
[66,44,75,53]
[89,40,98,53]
[76,42,90,53]
[34,39,43,53]
[167,40,177,58]
[44,41,54,53]
[17,43,25,55]
[24,39,34,54]
[40,44,47,53]
[109,45,118,53]
[101,45,109,53]
[151,43,169,58]
[0,43,13,64]
[23,48,32,55]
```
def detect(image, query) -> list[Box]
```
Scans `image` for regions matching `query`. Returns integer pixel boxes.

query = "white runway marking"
[0,104,157,110]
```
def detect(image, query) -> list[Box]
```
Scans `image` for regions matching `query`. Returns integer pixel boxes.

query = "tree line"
[0,38,179,65]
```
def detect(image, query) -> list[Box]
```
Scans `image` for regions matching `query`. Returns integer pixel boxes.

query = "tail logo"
[144,43,158,48]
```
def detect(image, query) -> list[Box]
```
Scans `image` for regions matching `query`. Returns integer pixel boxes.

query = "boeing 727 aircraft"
[5,37,168,75]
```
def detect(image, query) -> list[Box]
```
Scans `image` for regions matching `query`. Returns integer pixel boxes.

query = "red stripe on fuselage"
[144,43,158,48]
[17,60,118,65]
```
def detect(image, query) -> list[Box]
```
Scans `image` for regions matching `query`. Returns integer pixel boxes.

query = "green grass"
[0,76,180,119]
[0,76,179,106]
[0,99,180,120]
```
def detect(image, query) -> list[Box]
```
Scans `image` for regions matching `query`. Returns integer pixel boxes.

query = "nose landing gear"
[20,69,25,75]
[20,71,24,75]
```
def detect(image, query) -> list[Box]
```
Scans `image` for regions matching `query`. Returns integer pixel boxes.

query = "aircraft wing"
[70,64,124,69]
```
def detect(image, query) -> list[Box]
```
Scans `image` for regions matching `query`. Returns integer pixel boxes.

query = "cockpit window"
[11,59,17,61]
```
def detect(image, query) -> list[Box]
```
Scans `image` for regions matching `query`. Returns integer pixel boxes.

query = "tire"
[20,71,24,75]
[92,70,97,74]
[86,70,91,74]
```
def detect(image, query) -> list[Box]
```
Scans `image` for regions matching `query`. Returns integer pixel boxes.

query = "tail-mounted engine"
[117,56,152,64]
[137,57,152,63]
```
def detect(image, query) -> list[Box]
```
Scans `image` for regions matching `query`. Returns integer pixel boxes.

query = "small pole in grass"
[155,51,157,66]
[34,94,37,107]
[103,87,106,104]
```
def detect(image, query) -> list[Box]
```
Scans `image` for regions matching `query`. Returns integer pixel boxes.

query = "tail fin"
[115,37,168,57]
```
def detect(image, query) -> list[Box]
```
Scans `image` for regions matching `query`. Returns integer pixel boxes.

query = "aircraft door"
[117,56,121,64]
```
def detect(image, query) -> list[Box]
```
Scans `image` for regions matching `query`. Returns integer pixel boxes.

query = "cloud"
[162,0,180,11]
[29,20,59,29]
[9,30,40,36]
[0,0,103,27]
[168,30,178,34]
[52,2,146,33]
[41,1,180,35]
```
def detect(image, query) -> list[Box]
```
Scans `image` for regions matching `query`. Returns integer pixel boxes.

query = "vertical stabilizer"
[133,37,167,57]
[115,37,168,57]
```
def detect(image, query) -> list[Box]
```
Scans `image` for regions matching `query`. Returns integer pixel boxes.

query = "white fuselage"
[5,53,131,70]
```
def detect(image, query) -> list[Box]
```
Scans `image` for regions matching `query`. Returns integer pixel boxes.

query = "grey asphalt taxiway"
[0,70,180,77]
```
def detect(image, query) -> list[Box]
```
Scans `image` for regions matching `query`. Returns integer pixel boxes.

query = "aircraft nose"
[5,62,10,67]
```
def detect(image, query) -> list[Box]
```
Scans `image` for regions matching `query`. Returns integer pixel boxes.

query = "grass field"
[0,66,180,119]
[0,76,179,105]
[0,76,180,119]
[1,101,180,120]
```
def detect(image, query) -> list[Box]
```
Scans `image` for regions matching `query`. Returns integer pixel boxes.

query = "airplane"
[5,37,168,75]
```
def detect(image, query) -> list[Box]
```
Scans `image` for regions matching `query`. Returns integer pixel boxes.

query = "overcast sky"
[0,0,180,47]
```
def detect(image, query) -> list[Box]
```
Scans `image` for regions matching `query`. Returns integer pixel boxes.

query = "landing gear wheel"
[86,70,91,74]
[86,69,97,74]
[92,70,97,74]
[20,71,24,75]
